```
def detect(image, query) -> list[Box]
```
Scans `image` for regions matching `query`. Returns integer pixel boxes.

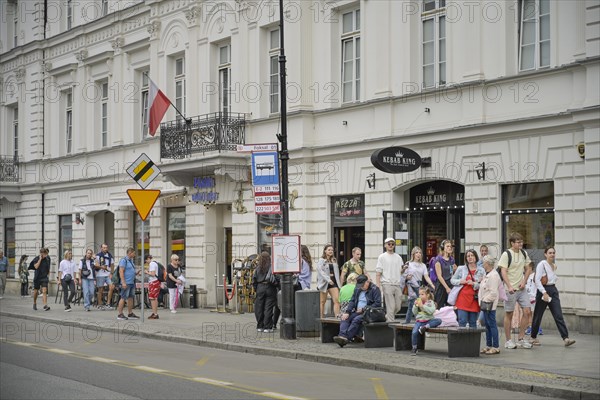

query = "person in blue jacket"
[333,274,382,347]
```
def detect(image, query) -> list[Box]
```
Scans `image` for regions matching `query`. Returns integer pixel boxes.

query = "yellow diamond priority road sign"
[127,153,161,189]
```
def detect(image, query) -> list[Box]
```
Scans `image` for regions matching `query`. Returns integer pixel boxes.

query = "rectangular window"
[219,45,231,114]
[519,0,550,71]
[65,91,73,154]
[422,0,446,88]
[269,29,280,114]
[102,0,109,16]
[13,107,18,158]
[59,215,73,265]
[133,212,150,266]
[13,15,18,48]
[101,82,108,147]
[341,9,360,103]
[502,182,554,264]
[4,218,15,278]
[175,58,186,123]
[67,0,73,30]
[167,208,186,266]
[141,72,149,138]
[257,214,283,254]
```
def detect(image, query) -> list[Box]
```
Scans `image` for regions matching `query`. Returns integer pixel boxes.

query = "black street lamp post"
[277,0,296,340]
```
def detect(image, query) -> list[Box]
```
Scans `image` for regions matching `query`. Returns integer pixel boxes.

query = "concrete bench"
[319,318,393,348]
[388,323,485,357]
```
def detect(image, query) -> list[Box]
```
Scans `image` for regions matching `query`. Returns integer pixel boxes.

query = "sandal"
[480,347,490,354]
[485,348,500,355]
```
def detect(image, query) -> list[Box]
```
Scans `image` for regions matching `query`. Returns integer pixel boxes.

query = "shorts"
[96,275,112,288]
[148,280,161,300]
[119,284,135,299]
[504,289,530,312]
[33,279,49,290]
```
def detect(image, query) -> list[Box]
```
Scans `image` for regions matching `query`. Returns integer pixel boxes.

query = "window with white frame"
[175,57,186,123]
[269,29,280,114]
[219,45,231,114]
[519,0,550,71]
[102,0,109,16]
[341,9,360,103]
[67,0,73,30]
[422,0,446,88]
[65,91,73,154]
[13,13,18,48]
[13,107,19,158]
[101,82,108,147]
[141,72,149,138]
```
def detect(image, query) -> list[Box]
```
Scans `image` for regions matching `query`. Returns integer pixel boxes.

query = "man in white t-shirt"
[145,254,160,319]
[95,243,115,310]
[375,238,404,322]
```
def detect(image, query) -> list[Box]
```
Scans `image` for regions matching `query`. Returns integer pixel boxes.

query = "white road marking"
[259,392,307,400]
[48,348,74,354]
[193,377,233,386]
[88,357,118,363]
[133,366,167,373]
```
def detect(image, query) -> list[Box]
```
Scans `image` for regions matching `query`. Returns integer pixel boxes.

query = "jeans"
[61,279,76,306]
[531,285,569,340]
[339,312,364,340]
[457,309,478,328]
[0,271,6,296]
[483,310,499,348]
[405,297,415,323]
[412,318,442,347]
[82,278,95,309]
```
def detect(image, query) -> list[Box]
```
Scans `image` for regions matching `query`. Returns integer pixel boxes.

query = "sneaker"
[525,326,532,335]
[418,325,428,335]
[333,336,348,348]
[530,338,541,346]
[43,305,50,311]
[85,307,90,312]
[33,304,37,311]
[117,314,128,320]
[517,339,533,349]
[564,338,576,347]
[171,310,177,314]
[127,313,139,320]
[64,306,72,312]
[105,305,114,310]
[257,328,263,332]
[411,348,418,356]
[538,328,543,335]
[264,329,273,333]
[505,339,517,349]
[353,335,365,343]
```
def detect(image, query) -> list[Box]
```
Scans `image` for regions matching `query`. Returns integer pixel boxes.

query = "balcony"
[160,112,246,159]
[0,156,19,182]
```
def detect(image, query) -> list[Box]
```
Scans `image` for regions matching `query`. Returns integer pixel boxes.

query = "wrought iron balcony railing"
[160,112,246,159]
[0,156,19,182]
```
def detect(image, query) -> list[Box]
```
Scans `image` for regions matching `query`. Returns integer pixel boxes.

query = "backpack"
[428,257,438,284]
[497,249,527,281]
[155,262,166,283]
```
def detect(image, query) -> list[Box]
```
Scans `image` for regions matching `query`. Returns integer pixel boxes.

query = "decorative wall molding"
[147,20,161,39]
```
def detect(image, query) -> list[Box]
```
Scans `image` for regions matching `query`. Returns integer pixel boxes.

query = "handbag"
[480,301,493,311]
[363,306,386,323]
[63,274,72,282]
[447,285,463,306]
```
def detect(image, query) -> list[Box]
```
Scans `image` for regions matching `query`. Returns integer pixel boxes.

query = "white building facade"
[1,0,599,332]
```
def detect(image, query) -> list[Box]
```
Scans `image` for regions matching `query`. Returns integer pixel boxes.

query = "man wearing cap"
[333,274,382,347]
[375,238,404,322]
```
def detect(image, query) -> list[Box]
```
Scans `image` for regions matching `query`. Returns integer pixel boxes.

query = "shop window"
[4,218,15,278]
[133,212,150,266]
[59,215,72,263]
[258,213,283,254]
[502,182,554,264]
[167,208,186,267]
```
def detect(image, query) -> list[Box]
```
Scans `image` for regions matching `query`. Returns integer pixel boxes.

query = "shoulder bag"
[363,306,386,323]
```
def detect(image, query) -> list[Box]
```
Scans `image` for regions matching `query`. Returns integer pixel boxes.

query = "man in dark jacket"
[333,274,382,347]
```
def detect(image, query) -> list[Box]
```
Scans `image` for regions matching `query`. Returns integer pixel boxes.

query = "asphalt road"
[0,316,548,400]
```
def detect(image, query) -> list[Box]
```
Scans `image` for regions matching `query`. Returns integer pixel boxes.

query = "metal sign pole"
[141,219,144,322]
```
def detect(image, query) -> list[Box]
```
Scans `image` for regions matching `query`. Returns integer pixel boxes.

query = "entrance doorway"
[333,227,365,266]
[331,194,365,266]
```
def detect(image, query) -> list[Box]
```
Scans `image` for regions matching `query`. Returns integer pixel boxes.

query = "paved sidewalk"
[1,296,598,399]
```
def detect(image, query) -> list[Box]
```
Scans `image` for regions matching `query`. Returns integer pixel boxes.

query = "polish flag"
[147,77,171,136]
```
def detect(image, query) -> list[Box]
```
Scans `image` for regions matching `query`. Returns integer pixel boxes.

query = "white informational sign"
[254,185,280,195]
[255,194,281,204]
[271,235,301,274]
[255,204,281,214]
[237,143,278,153]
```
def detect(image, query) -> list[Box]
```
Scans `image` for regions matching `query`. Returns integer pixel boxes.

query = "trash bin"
[295,290,320,337]
[189,284,197,309]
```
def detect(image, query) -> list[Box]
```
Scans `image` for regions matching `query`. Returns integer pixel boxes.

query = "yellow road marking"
[196,356,210,366]
[370,378,389,400]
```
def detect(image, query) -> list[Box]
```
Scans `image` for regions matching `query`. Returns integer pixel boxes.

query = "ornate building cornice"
[147,20,161,40]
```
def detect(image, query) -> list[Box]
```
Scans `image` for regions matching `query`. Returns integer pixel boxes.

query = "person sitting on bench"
[333,275,382,347]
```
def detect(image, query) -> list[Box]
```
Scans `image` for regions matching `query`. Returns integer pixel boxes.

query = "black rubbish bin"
[189,284,197,309]
[295,290,320,337]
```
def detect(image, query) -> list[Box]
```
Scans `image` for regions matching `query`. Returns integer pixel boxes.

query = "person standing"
[434,239,456,309]
[402,246,435,323]
[32,247,51,311]
[167,254,183,314]
[478,255,501,354]
[253,252,278,333]
[80,249,96,312]
[95,243,115,310]
[0,250,8,299]
[498,233,534,349]
[375,238,404,322]
[145,254,160,320]
[451,250,485,328]
[298,245,313,290]
[340,247,370,286]
[58,250,77,312]
[116,247,139,320]
[18,255,29,297]
[530,247,575,347]
[316,244,341,317]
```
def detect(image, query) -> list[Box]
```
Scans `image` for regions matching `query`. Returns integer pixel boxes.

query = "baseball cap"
[384,237,395,244]
[356,274,369,288]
